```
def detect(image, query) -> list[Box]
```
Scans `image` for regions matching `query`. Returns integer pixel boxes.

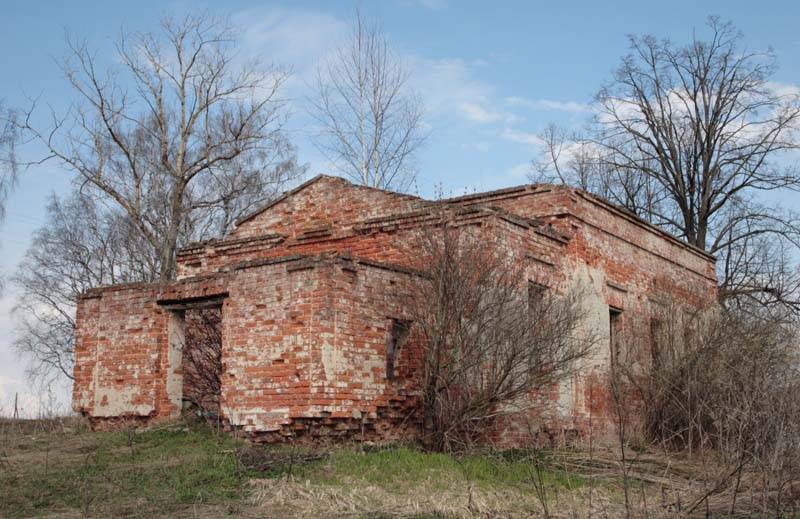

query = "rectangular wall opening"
[609,306,623,370]
[386,319,411,380]
[160,296,226,422]
[182,307,223,419]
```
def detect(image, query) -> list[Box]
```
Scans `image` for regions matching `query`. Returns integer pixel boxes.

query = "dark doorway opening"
[182,307,223,419]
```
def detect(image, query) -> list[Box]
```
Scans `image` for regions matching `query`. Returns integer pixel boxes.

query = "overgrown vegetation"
[0,416,645,518]
[5,414,800,517]
[611,304,800,517]
[410,222,594,452]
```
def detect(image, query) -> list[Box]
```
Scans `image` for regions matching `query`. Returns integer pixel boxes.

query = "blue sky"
[1,0,799,414]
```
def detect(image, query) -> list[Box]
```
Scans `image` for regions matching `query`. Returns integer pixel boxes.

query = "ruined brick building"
[73,175,718,444]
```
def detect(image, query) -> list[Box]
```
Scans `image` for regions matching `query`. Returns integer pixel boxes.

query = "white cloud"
[0,374,62,419]
[766,81,800,99]
[506,162,532,180]
[459,141,491,152]
[506,96,593,113]
[235,7,347,65]
[0,284,73,418]
[234,8,528,131]
[411,57,519,126]
[459,102,504,123]
[233,7,349,94]
[406,0,448,9]
[412,58,490,116]
[499,128,544,148]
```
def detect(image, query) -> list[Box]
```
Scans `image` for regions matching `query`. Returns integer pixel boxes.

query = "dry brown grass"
[249,475,623,518]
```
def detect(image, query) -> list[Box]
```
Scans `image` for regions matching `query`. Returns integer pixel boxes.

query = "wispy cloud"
[459,102,505,123]
[406,0,448,10]
[412,58,489,117]
[499,128,544,148]
[411,57,521,125]
[506,162,532,180]
[234,8,526,131]
[233,7,348,94]
[230,6,569,180]
[506,96,593,113]
[766,81,800,99]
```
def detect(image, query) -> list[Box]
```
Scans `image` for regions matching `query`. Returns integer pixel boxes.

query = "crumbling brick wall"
[74,284,177,426]
[219,255,424,441]
[74,175,719,446]
[231,175,430,240]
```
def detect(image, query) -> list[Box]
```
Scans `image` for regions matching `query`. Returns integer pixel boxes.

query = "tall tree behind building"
[310,12,425,192]
[20,13,304,281]
[14,13,304,383]
[534,18,800,315]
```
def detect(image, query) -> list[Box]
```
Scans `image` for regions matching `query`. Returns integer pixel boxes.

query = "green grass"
[0,419,248,518]
[266,444,586,491]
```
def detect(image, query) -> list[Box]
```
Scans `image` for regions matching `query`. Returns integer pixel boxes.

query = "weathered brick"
[74,175,717,445]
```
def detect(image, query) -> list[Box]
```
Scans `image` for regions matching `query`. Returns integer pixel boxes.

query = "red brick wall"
[74,284,176,425]
[75,256,425,440]
[75,176,719,447]
[219,256,423,441]
[450,185,716,289]
[448,185,718,447]
[231,175,429,240]
[176,206,567,281]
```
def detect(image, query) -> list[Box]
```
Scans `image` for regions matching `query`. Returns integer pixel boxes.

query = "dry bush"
[409,220,594,452]
[616,304,800,515]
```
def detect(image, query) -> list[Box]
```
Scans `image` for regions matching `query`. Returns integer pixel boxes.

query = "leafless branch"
[534,18,800,313]
[408,220,594,451]
[309,11,425,192]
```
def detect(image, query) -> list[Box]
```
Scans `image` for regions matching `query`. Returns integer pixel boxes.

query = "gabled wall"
[231,175,428,240]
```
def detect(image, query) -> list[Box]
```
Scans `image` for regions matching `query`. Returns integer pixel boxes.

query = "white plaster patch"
[165,312,185,418]
[93,386,154,417]
[321,341,343,381]
[555,262,610,416]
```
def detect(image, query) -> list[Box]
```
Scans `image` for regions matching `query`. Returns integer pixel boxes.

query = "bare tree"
[0,100,20,293]
[13,191,154,382]
[310,12,425,192]
[0,100,19,221]
[409,220,593,452]
[596,17,800,251]
[533,123,667,219]
[20,13,303,280]
[535,18,800,312]
[14,13,304,384]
